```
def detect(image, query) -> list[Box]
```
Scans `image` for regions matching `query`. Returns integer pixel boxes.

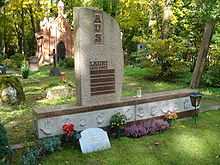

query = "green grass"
[122,66,188,96]
[1,66,220,144]
[40,110,220,165]
[0,65,219,164]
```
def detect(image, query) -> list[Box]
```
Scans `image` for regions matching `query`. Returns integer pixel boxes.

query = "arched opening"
[56,41,66,63]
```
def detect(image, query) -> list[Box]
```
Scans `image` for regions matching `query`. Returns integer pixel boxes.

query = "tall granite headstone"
[74,8,123,106]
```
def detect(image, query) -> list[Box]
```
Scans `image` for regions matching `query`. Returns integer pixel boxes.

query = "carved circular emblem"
[125,109,133,120]
[151,106,157,116]
[80,119,87,128]
[96,113,105,125]
[137,106,144,118]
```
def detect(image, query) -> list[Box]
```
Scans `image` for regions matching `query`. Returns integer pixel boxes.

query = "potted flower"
[62,123,74,144]
[110,112,127,138]
[164,111,178,126]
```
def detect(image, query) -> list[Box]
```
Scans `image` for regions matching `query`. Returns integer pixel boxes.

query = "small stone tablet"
[79,128,111,153]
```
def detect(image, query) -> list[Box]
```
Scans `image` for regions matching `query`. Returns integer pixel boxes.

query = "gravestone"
[79,128,111,153]
[29,56,39,72]
[74,8,123,106]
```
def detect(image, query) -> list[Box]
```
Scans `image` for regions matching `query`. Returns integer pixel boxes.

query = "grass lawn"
[0,66,220,144]
[41,110,220,165]
[0,65,220,164]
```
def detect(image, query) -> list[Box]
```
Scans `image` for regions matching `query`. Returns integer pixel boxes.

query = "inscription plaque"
[90,61,115,96]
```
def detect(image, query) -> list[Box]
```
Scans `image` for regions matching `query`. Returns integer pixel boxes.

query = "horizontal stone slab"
[34,89,195,119]
[33,89,197,139]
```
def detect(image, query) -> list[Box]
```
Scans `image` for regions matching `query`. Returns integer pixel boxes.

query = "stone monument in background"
[74,8,124,106]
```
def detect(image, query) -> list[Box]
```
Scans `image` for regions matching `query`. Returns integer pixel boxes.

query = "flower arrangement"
[110,112,127,138]
[62,123,74,137]
[164,111,178,126]
[164,111,178,120]
[110,112,127,129]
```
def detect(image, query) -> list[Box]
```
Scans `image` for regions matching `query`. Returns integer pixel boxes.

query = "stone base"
[33,89,196,139]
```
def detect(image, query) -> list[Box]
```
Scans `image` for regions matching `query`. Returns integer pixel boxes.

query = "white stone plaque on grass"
[79,128,111,153]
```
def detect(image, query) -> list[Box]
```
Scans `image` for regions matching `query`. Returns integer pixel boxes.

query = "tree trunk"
[29,7,37,56]
[3,6,6,56]
[160,0,172,39]
[21,6,25,55]
[190,21,215,88]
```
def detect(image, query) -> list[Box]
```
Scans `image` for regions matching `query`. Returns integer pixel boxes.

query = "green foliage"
[147,38,187,79]
[0,0,5,7]
[21,136,61,165]
[0,122,11,165]
[59,57,74,68]
[203,64,220,87]
[0,53,4,63]
[2,59,17,69]
[10,53,25,68]
[129,50,148,68]
[110,112,127,129]
[40,136,61,153]
[21,60,29,79]
[21,147,40,165]
[0,76,25,105]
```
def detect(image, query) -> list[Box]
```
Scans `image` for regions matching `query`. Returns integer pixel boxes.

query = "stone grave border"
[33,89,196,139]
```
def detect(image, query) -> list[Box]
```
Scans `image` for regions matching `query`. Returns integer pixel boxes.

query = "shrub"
[39,136,61,154]
[110,112,127,129]
[59,57,74,68]
[203,64,220,87]
[21,136,62,165]
[0,122,12,164]
[129,49,148,68]
[10,53,25,68]
[110,112,127,138]
[124,119,169,138]
[21,148,40,165]
[21,60,30,79]
[2,59,17,69]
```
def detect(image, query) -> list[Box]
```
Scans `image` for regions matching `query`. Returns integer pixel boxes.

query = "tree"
[190,0,220,88]
[0,0,48,56]
[0,0,5,8]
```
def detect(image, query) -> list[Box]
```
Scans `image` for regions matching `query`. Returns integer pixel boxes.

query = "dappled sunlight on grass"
[36,96,76,107]
[174,133,207,158]
[1,66,220,148]
[41,111,220,165]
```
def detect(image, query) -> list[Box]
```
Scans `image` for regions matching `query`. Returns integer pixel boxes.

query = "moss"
[0,76,25,105]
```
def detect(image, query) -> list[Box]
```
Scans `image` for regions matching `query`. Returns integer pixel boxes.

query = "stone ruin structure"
[35,0,74,65]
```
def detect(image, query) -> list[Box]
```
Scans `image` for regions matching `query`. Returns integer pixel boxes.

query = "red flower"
[63,123,74,137]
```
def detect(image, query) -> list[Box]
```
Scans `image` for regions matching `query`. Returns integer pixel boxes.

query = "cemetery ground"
[1,65,220,164]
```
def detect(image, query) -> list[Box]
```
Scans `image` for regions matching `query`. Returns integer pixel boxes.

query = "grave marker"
[79,128,111,153]
[74,8,123,106]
